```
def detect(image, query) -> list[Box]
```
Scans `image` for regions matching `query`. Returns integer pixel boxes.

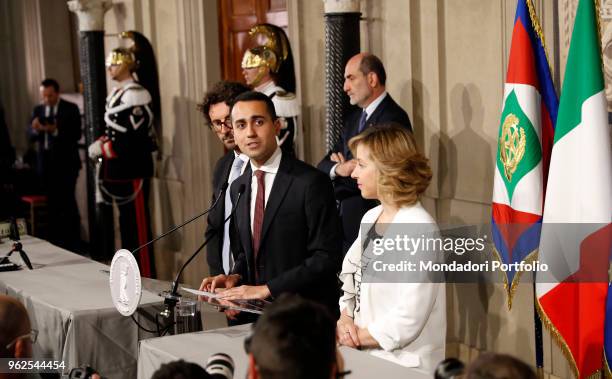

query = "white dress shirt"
[249,147,282,233]
[221,151,249,273]
[363,91,387,119]
[41,102,59,149]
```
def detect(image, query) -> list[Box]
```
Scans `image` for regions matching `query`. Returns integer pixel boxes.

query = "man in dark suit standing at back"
[29,78,81,251]
[200,91,342,319]
[318,53,412,253]
[198,81,249,277]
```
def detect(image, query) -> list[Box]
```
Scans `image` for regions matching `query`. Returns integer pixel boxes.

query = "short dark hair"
[197,81,250,125]
[229,90,277,121]
[248,294,336,379]
[40,78,60,93]
[359,54,386,86]
[466,353,537,379]
[151,360,210,379]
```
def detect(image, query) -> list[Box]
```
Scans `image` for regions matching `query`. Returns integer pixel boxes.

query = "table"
[0,236,164,379]
[137,324,430,379]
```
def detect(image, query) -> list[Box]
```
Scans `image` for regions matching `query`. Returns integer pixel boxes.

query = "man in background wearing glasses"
[197,82,250,278]
[0,295,37,371]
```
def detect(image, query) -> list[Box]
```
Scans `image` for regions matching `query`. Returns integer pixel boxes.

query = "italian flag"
[535,0,612,377]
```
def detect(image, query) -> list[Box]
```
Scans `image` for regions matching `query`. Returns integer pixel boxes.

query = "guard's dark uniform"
[98,81,156,277]
[257,82,300,156]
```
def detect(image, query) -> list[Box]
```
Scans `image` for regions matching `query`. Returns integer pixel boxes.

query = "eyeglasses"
[211,117,232,130]
[5,329,38,350]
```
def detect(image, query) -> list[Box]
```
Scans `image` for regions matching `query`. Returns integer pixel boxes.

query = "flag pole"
[534,282,544,378]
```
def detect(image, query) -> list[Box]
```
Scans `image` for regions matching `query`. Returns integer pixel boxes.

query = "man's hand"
[31,118,42,131]
[88,139,103,159]
[330,152,343,163]
[217,284,271,301]
[330,152,357,177]
[45,122,57,133]
[199,274,241,294]
[336,313,360,348]
[334,160,357,177]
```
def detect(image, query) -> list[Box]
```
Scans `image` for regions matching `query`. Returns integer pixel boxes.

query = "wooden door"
[218,0,288,82]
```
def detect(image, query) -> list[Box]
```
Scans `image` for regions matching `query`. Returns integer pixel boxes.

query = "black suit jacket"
[317,94,412,252]
[230,152,342,316]
[29,99,82,177]
[205,151,235,276]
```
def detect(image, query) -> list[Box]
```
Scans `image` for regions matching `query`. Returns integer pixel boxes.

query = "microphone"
[169,184,246,296]
[132,182,228,256]
[1,218,33,270]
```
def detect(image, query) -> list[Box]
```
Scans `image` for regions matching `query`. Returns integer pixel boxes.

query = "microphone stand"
[0,218,33,270]
[159,185,246,326]
[123,183,227,335]
[132,182,228,257]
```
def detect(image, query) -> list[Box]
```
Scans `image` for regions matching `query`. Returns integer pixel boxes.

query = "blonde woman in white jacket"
[337,124,446,374]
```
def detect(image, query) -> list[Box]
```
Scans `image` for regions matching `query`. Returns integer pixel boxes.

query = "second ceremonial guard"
[88,31,160,278]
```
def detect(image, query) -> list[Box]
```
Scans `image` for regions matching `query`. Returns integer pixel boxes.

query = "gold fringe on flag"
[535,297,579,379]
[526,0,554,77]
[491,246,538,310]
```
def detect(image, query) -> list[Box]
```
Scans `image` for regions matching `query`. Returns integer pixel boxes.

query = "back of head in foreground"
[0,295,32,359]
[246,294,338,379]
[151,359,211,379]
[466,353,537,379]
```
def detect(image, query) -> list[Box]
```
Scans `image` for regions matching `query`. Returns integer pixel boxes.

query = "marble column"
[323,0,361,150]
[68,0,113,260]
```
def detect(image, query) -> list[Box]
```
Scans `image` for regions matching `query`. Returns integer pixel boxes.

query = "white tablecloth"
[0,236,164,379]
[137,324,429,379]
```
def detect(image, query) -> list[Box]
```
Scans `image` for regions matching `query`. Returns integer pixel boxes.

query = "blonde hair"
[348,123,432,207]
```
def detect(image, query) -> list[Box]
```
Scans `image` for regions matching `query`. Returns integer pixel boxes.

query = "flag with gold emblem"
[492,0,558,309]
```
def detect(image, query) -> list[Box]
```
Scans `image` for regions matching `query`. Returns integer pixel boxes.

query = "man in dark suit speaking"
[199,91,342,318]
[318,53,412,253]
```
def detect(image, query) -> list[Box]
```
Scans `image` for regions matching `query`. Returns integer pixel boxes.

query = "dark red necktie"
[252,170,266,264]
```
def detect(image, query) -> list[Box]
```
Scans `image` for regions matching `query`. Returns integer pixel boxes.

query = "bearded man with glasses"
[197,81,250,280]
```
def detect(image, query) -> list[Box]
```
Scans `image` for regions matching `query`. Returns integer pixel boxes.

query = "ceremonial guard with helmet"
[88,31,160,278]
[241,23,301,156]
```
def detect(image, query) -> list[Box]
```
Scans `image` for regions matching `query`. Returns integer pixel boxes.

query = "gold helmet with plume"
[105,31,162,151]
[104,31,148,70]
[105,47,136,69]
[241,24,290,73]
